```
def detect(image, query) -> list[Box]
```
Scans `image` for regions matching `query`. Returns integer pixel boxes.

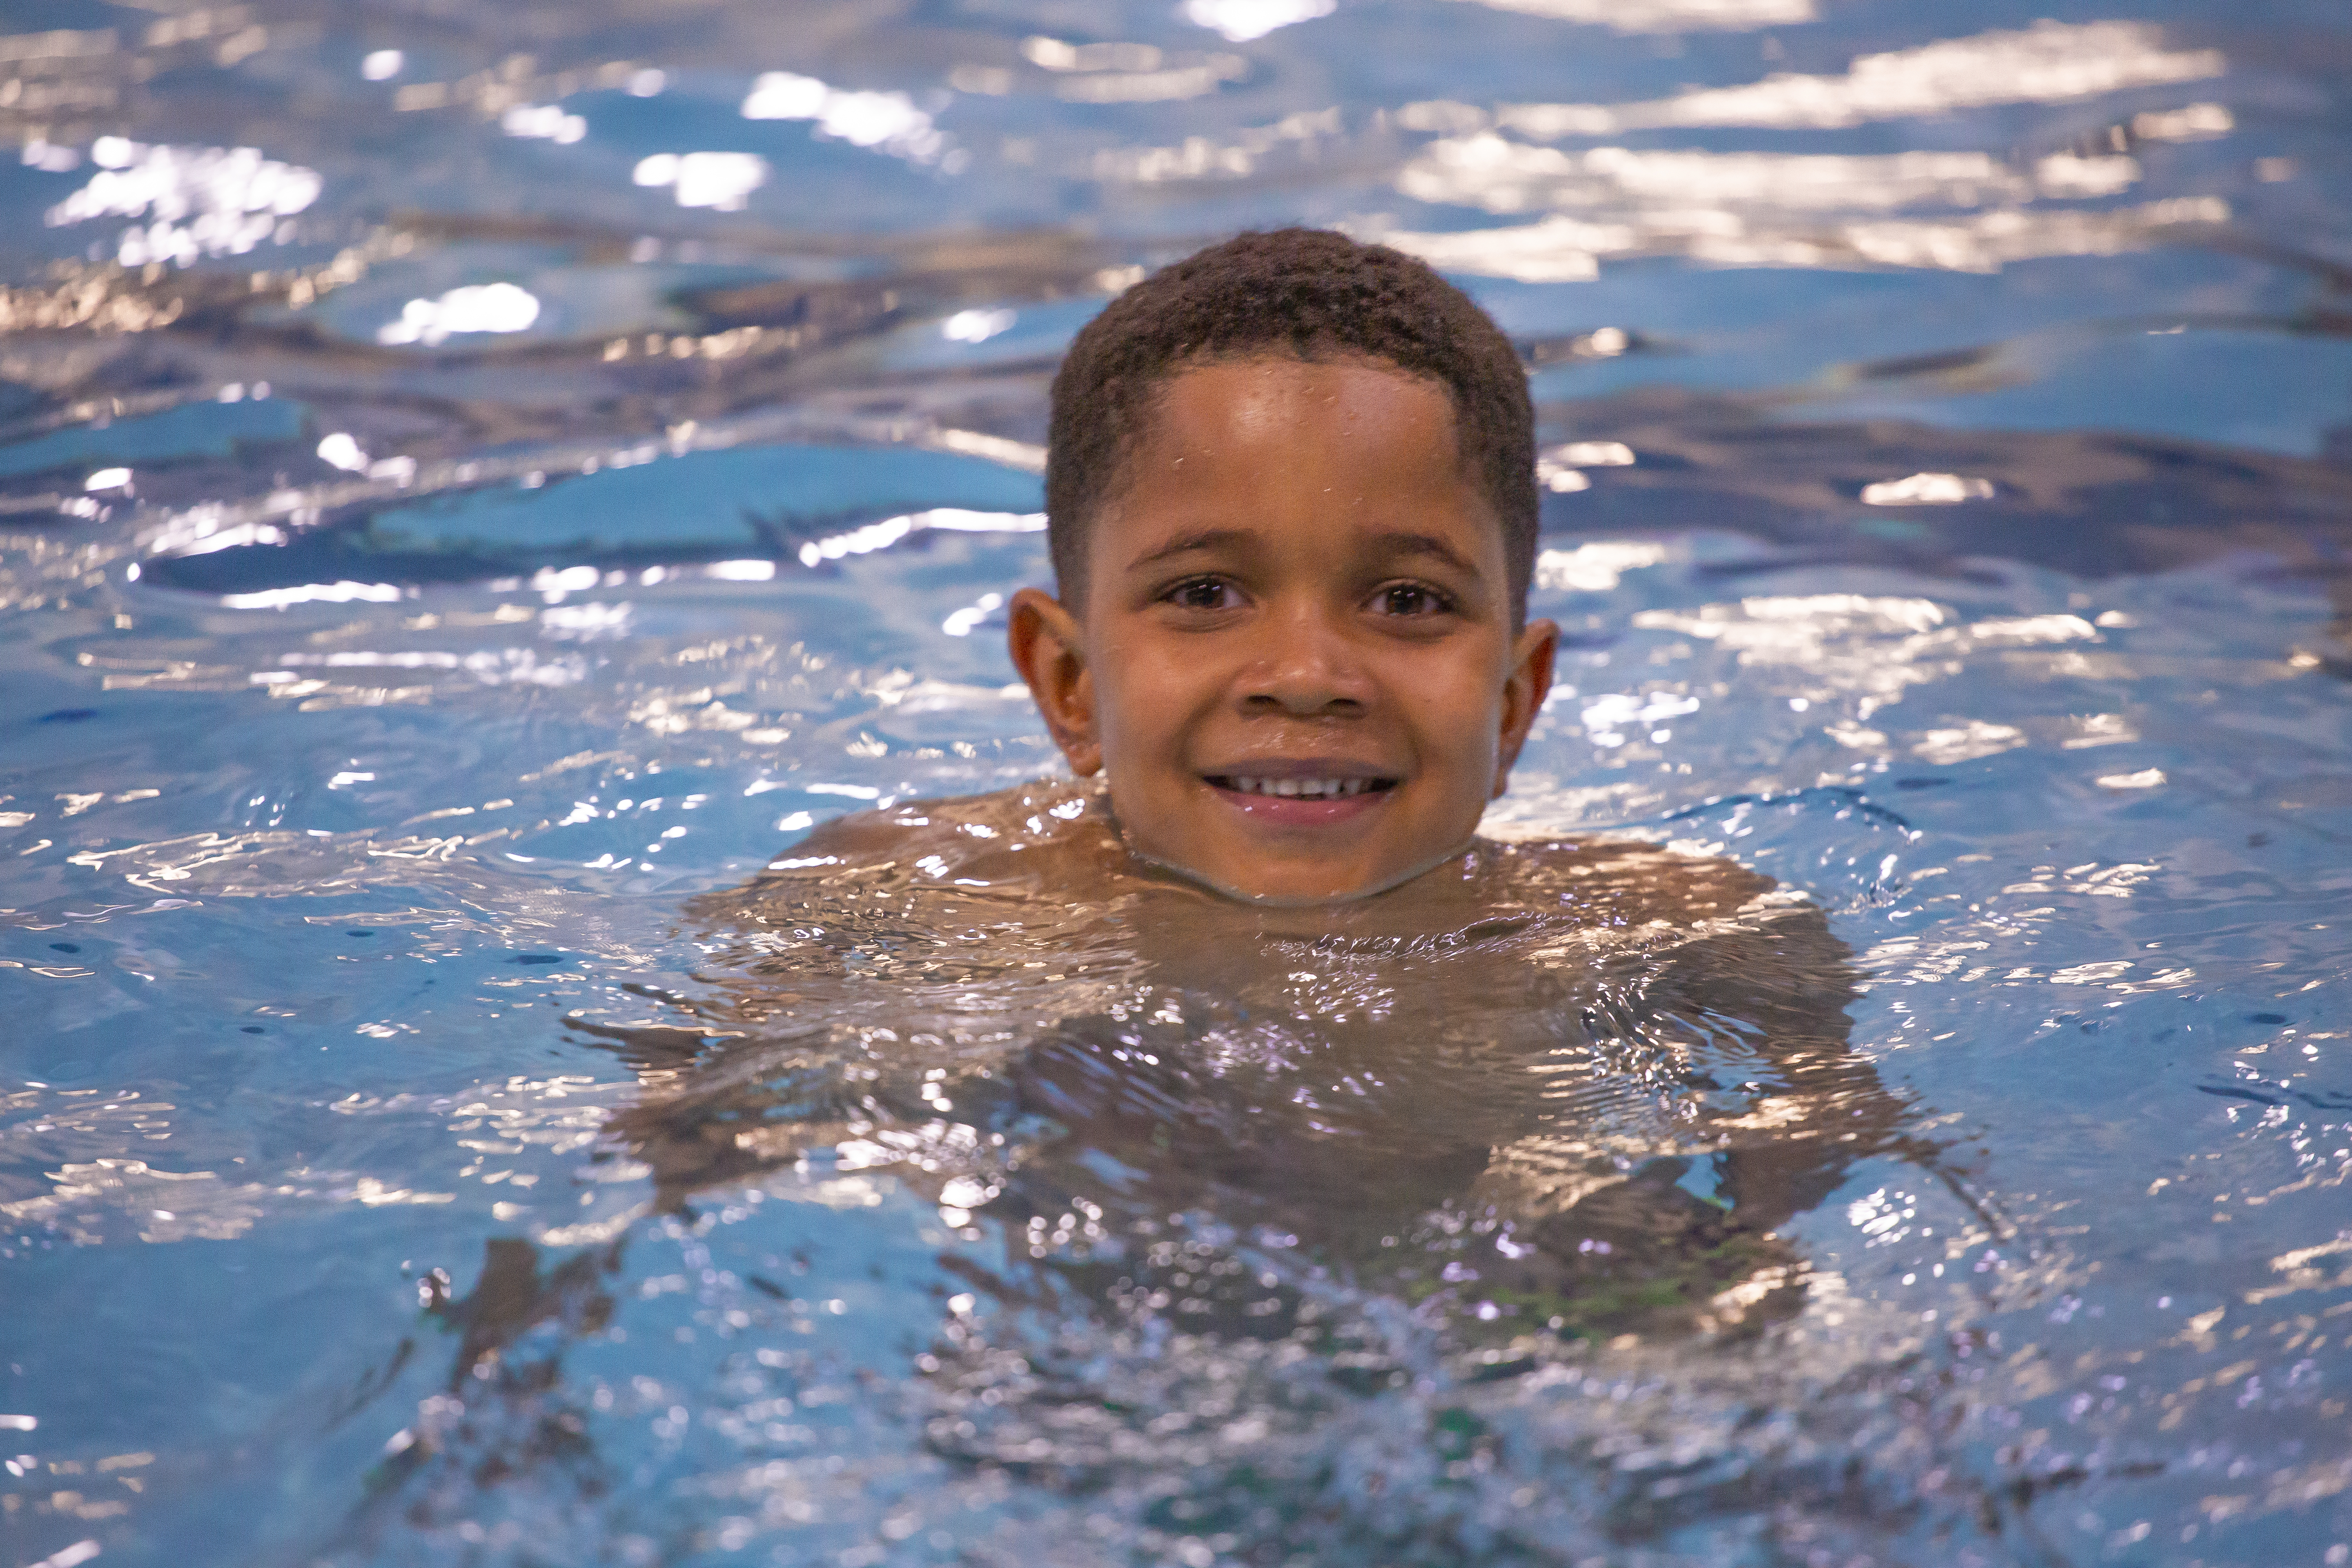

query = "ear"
[1007,586,1102,776]
[1492,616,1558,797]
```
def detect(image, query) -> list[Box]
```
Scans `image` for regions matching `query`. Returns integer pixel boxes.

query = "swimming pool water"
[3,0,2350,1563]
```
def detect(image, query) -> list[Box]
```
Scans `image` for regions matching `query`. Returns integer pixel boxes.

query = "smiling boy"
[774,228,1568,909]
[1005,228,1557,904]
[652,232,1920,1345]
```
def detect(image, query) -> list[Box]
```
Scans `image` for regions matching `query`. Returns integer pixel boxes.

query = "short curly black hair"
[1046,228,1537,627]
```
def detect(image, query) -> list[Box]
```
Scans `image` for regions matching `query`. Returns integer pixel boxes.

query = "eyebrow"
[1124,528,1484,577]
[1125,528,1251,572]
[1365,530,1482,578]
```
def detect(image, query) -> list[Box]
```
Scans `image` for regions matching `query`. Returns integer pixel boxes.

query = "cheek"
[1394,651,1508,757]
[1091,637,1202,756]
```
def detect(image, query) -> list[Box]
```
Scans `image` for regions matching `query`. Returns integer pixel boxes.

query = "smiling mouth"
[1203,775,1398,800]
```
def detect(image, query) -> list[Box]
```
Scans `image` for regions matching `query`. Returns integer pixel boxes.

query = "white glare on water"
[1535,541,1670,592]
[942,308,1016,343]
[1179,0,1336,43]
[797,509,1045,566]
[43,139,322,265]
[219,581,405,609]
[741,72,947,163]
[501,104,587,144]
[632,151,769,210]
[1489,21,2225,136]
[942,592,1005,635]
[1861,472,1996,505]
[316,432,366,472]
[1443,0,1814,30]
[376,282,542,346]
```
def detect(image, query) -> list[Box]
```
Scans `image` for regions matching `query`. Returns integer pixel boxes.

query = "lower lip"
[1205,782,1392,827]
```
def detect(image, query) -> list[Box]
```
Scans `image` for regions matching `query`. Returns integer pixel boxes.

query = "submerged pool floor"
[3,1,2351,1564]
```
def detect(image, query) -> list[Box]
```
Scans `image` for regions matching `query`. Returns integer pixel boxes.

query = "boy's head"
[1009,229,1557,905]
[1044,228,1539,621]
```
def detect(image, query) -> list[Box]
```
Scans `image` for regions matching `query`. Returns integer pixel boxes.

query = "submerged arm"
[1649,899,1912,1234]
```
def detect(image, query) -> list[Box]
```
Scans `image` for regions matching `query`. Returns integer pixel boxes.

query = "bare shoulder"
[1472,832,1786,927]
[1476,835,1855,1021]
[763,778,1117,882]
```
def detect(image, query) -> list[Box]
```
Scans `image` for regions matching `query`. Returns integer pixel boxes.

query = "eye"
[1162,575,1243,612]
[1371,581,1452,618]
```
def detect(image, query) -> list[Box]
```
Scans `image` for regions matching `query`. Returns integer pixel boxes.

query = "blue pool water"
[4,0,2352,1564]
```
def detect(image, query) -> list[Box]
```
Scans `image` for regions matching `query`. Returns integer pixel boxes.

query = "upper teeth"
[1224,777,1376,797]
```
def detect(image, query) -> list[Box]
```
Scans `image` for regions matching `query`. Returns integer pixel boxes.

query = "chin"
[1134,840,1472,908]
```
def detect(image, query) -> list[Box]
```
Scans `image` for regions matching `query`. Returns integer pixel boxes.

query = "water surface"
[3,0,2350,1563]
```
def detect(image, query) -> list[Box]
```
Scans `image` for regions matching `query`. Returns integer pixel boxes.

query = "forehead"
[1094,354,1507,587]
[1134,352,1464,470]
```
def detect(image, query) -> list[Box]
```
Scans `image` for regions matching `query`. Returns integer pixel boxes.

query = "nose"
[1238,599,1368,718]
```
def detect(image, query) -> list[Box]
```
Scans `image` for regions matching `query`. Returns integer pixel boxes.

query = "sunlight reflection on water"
[3,0,2351,1562]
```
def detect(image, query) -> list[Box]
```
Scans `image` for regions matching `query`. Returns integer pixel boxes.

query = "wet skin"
[1008,352,1560,904]
[582,786,1935,1339]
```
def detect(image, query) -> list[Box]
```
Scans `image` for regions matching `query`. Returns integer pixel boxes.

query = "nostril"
[1241,693,1366,716]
